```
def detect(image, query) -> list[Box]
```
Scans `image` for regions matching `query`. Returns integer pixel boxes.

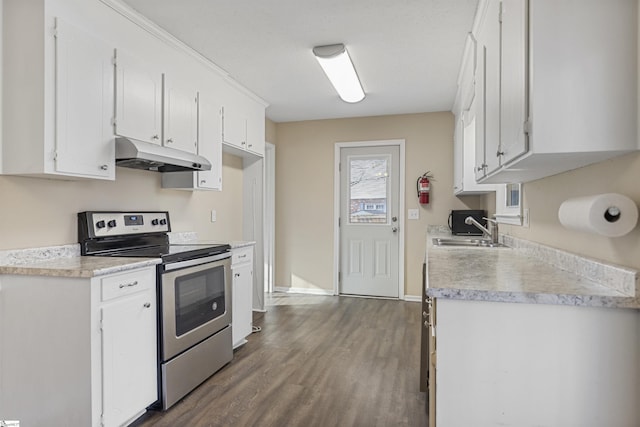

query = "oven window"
[174,264,226,336]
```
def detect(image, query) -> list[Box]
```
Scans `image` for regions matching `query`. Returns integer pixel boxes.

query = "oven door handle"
[163,252,231,271]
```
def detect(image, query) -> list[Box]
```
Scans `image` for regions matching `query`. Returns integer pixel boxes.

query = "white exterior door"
[340,145,400,298]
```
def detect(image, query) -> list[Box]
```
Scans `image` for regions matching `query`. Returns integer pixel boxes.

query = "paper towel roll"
[558,193,638,237]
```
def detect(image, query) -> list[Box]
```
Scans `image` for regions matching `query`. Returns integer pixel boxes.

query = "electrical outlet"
[211,209,217,223]
[408,209,419,220]
[522,208,530,228]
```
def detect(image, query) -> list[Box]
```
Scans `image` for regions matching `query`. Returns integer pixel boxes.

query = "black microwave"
[448,210,487,235]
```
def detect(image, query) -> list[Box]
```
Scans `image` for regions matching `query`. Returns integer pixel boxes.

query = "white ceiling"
[119,0,479,123]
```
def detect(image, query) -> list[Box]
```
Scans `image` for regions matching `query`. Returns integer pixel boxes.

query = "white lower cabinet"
[0,266,158,427]
[433,298,640,427]
[231,246,254,348]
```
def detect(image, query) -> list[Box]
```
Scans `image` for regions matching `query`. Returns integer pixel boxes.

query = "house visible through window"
[349,156,390,224]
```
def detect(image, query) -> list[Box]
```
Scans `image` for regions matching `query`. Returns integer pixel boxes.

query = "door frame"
[264,142,276,294]
[333,139,406,299]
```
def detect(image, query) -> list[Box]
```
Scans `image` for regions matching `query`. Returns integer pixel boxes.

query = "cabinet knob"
[143,302,151,308]
[166,138,174,144]
[152,135,159,140]
[100,164,109,171]
[496,150,504,157]
[200,180,207,185]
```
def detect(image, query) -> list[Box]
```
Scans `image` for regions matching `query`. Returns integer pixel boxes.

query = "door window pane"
[349,157,389,224]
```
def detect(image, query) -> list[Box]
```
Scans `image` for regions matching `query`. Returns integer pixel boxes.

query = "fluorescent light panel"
[313,44,365,103]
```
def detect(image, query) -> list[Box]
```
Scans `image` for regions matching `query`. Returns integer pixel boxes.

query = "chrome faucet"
[465,216,499,244]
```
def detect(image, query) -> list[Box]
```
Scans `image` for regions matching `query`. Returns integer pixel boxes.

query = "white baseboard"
[404,295,422,302]
[273,286,335,296]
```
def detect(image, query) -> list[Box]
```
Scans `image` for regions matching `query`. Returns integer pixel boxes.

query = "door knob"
[392,216,398,222]
[392,227,398,233]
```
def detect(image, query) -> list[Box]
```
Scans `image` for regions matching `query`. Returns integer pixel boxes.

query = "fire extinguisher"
[417,172,433,205]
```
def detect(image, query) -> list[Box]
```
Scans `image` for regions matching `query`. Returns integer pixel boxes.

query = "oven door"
[160,253,232,361]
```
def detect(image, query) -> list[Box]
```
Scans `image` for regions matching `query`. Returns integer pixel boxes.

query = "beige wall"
[0,153,244,250]
[273,112,481,297]
[490,152,640,270]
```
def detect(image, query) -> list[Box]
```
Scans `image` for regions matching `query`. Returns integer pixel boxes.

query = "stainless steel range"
[78,211,233,410]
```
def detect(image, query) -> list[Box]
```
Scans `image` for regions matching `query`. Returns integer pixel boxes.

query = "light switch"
[408,209,419,220]
[211,209,217,222]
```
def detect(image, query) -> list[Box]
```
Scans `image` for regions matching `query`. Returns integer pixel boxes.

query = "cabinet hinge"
[101,413,105,427]
[338,271,341,283]
[338,217,341,227]
[523,120,531,135]
[111,117,117,127]
[338,162,341,172]
[52,27,58,38]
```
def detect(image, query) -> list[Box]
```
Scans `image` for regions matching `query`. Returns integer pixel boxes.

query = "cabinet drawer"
[101,268,154,301]
[232,246,253,266]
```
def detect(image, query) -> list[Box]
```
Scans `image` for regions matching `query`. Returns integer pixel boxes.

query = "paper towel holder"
[604,207,621,223]
[558,193,638,237]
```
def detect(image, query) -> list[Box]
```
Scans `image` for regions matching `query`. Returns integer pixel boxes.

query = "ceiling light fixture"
[312,44,365,103]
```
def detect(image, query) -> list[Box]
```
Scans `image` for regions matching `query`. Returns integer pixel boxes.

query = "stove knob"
[96,220,106,229]
[107,220,117,228]
[151,219,159,226]
[159,218,167,226]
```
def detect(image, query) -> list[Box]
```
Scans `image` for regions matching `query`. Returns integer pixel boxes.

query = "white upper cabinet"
[114,50,163,145]
[2,0,267,181]
[246,101,266,156]
[196,91,223,190]
[499,0,528,166]
[221,104,247,149]
[221,89,266,157]
[161,90,223,191]
[475,0,501,178]
[472,0,638,184]
[163,77,198,154]
[452,33,497,195]
[55,19,115,180]
[2,5,116,180]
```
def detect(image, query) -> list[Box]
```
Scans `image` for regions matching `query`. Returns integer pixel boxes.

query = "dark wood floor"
[133,294,427,427]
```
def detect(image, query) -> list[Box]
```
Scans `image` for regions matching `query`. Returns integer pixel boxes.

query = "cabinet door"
[197,91,222,190]
[481,0,502,175]
[115,50,163,145]
[221,106,246,149]
[474,45,487,181]
[54,19,115,179]
[164,77,198,154]
[500,0,528,165]
[101,290,157,427]
[453,117,464,194]
[245,103,265,156]
[232,263,253,348]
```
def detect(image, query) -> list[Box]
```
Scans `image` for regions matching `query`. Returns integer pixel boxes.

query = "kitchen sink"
[432,237,504,248]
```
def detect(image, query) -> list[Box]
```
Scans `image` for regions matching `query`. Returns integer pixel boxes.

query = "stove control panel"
[82,211,170,238]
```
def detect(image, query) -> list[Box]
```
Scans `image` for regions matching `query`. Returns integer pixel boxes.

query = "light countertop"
[0,244,160,278]
[425,227,639,309]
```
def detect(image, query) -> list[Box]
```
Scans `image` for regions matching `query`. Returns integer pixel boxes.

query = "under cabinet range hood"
[115,137,211,172]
